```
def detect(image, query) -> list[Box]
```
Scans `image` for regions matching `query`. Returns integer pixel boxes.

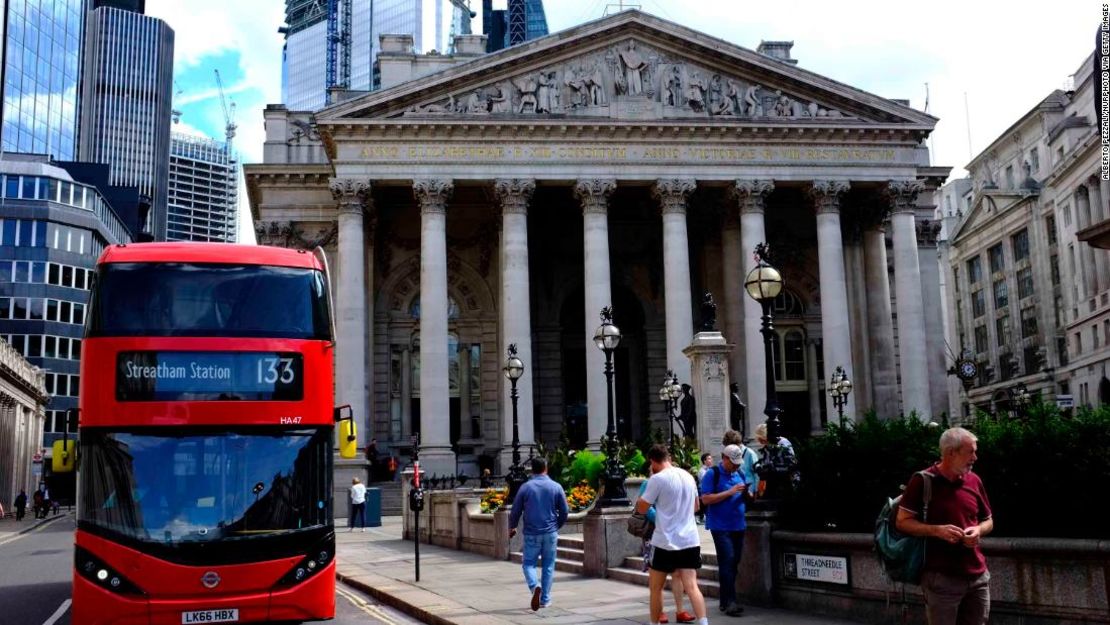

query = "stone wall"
[400,482,588,559]
[748,530,1110,625]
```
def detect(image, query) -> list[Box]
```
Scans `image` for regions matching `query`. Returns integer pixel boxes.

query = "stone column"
[806,339,822,432]
[330,177,371,432]
[414,178,456,474]
[653,178,696,382]
[495,179,537,462]
[575,179,617,446]
[722,213,745,406]
[401,347,412,438]
[1078,185,1104,299]
[864,223,900,417]
[887,180,933,420]
[731,180,774,440]
[808,180,857,421]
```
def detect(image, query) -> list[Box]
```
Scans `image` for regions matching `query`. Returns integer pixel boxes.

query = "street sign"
[783,552,850,585]
[1056,394,1074,408]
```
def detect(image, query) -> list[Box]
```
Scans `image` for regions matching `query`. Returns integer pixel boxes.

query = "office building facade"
[77,5,173,240]
[940,50,1110,417]
[0,155,132,492]
[167,132,238,242]
[1,0,87,160]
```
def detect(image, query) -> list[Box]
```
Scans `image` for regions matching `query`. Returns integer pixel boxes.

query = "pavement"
[0,510,70,545]
[336,516,867,625]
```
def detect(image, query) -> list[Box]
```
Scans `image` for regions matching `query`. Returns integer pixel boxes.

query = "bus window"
[89,263,331,340]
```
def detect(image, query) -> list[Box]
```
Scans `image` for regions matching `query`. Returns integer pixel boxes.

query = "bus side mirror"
[52,440,77,473]
[335,404,358,459]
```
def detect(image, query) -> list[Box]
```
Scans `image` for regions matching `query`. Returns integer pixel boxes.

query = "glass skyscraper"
[282,0,474,110]
[483,0,547,53]
[1,0,87,160]
[77,5,173,240]
[167,132,238,243]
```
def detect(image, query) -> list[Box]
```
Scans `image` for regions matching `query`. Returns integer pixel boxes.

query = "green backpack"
[875,471,932,584]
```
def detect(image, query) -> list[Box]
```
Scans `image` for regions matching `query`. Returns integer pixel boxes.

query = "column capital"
[651,178,696,215]
[413,178,454,214]
[885,179,925,214]
[730,179,774,214]
[574,178,616,214]
[494,178,536,215]
[329,177,371,215]
[916,218,942,246]
[807,180,850,214]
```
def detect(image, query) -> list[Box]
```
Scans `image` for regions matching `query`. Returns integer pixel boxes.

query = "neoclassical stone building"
[246,11,951,474]
[0,338,48,511]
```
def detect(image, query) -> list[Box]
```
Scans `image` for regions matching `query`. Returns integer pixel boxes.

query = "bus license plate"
[181,609,238,623]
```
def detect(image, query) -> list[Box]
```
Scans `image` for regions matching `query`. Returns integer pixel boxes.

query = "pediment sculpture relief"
[400,39,848,121]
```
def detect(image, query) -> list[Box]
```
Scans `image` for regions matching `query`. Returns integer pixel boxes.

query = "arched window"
[772,290,805,317]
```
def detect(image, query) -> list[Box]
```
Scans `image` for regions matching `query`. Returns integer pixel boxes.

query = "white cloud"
[548,0,1096,177]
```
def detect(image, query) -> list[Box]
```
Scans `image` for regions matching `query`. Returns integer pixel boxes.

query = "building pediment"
[318,10,936,130]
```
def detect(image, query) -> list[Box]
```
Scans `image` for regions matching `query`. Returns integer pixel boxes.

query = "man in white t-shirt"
[349,477,367,532]
[637,444,709,625]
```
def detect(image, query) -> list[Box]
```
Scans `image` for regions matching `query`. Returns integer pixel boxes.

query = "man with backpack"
[895,427,993,625]
[699,444,758,616]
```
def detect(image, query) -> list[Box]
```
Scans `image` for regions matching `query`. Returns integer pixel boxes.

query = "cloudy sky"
[147,0,1099,244]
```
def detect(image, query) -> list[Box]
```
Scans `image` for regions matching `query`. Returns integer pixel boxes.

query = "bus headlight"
[75,546,145,596]
[275,535,334,588]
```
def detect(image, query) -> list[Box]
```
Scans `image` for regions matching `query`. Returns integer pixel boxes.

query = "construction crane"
[171,80,184,124]
[326,0,351,91]
[213,69,237,154]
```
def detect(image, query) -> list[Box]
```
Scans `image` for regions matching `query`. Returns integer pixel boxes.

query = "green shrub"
[566,449,606,489]
[779,406,1110,539]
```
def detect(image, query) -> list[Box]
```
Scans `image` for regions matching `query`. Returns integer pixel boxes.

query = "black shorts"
[650,546,702,573]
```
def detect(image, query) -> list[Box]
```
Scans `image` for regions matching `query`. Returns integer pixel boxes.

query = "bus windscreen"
[79,428,331,545]
[88,262,331,339]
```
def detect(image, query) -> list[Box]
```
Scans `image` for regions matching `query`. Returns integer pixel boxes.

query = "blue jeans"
[711,529,746,609]
[522,531,558,604]
[350,502,366,528]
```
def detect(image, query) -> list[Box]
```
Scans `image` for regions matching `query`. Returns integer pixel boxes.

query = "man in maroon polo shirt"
[896,427,993,625]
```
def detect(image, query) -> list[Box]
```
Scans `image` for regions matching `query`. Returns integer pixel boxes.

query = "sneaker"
[725,603,745,617]
[675,611,696,623]
[530,586,542,611]
[361,528,367,532]
[539,602,552,609]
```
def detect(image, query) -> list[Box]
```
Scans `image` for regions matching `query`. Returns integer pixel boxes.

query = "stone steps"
[508,534,588,576]
[509,552,585,575]
[618,555,720,582]
[373,482,403,516]
[606,564,721,599]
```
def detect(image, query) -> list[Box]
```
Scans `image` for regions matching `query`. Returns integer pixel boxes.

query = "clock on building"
[955,358,978,381]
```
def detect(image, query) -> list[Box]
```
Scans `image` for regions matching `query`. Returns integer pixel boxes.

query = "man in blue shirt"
[508,457,569,611]
[699,444,757,616]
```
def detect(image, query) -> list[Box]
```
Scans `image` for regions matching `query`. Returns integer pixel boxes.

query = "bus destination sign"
[117,351,304,401]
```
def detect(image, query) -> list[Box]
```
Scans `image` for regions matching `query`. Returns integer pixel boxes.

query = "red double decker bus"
[74,242,352,625]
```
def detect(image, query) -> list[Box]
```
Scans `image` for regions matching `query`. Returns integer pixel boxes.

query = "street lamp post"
[827,365,853,427]
[744,243,795,500]
[595,306,629,507]
[503,344,528,503]
[658,370,682,450]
